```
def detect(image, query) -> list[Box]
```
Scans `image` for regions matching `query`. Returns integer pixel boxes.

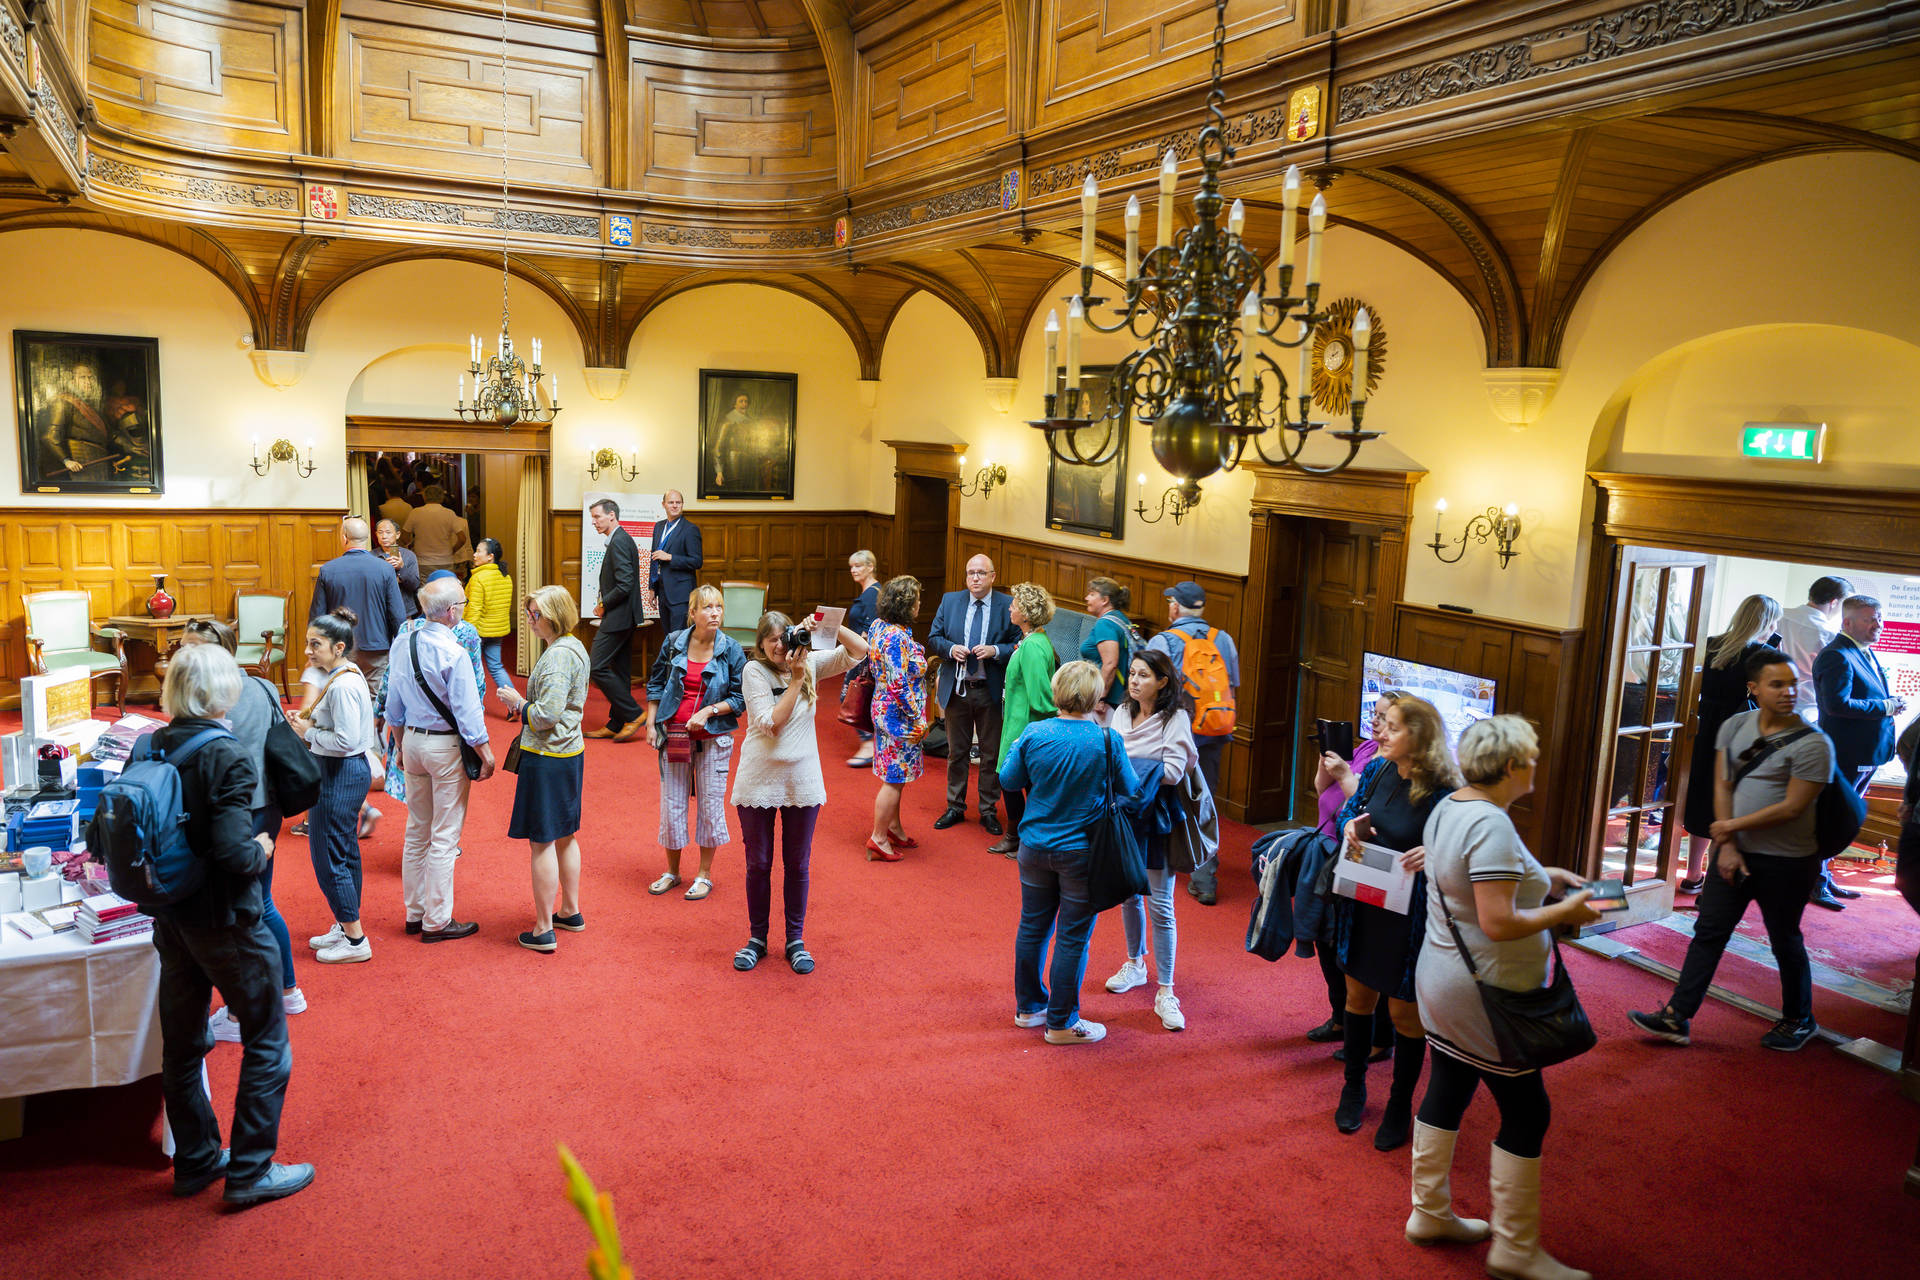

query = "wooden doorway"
[883,440,964,646]
[1292,521,1391,821]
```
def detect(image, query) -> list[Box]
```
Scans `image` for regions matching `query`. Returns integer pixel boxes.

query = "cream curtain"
[516,456,546,672]
[346,452,369,522]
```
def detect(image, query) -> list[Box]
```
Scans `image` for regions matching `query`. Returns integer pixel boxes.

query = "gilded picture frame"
[14,330,164,496]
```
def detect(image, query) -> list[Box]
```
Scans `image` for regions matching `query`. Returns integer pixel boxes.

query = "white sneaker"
[207,1007,241,1043]
[283,988,308,1015]
[307,923,345,951]
[316,935,372,964]
[1105,956,1148,993]
[1013,1011,1047,1028]
[1154,988,1186,1031]
[1044,1019,1107,1045]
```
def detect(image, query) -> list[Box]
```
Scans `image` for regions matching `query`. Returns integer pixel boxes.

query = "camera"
[780,623,811,654]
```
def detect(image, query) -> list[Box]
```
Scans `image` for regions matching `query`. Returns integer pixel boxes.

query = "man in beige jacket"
[402,485,473,581]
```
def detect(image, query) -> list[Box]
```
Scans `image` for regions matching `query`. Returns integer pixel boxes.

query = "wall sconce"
[588,447,639,483]
[250,435,315,478]
[1428,499,1522,569]
[1135,473,1200,526]
[955,455,1007,498]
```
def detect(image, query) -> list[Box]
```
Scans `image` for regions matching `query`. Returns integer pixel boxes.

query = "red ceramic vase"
[147,574,176,620]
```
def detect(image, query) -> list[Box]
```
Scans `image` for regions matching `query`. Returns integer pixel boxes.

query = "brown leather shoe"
[987,836,1018,857]
[611,721,644,743]
[586,725,618,739]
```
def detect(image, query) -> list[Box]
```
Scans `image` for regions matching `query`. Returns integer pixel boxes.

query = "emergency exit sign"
[1740,422,1826,462]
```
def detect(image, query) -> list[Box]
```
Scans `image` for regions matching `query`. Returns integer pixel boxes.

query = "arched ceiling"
[626,0,818,40]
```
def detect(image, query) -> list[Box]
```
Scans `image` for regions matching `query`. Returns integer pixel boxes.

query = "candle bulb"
[1156,150,1176,248]
[1124,195,1140,280]
[1136,473,1146,495]
[1228,198,1245,238]
[1351,307,1371,406]
[1044,310,1059,394]
[1239,292,1260,398]
[1305,192,1327,288]
[1079,173,1098,270]
[1296,333,1312,407]
[1066,297,1084,392]
[458,373,464,405]
[1277,165,1300,274]
[1434,498,1448,542]
[552,374,559,404]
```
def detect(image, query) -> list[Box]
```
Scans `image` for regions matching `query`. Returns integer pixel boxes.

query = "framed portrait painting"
[1045,365,1126,539]
[14,331,164,495]
[698,369,797,501]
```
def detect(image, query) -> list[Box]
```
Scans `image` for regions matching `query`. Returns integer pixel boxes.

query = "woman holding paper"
[1327,695,1459,1152]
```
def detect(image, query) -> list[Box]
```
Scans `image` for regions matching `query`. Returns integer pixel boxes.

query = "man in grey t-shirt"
[1629,646,1832,1053]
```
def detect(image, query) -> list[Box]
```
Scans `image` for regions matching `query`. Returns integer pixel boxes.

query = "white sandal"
[648,872,682,896]
[684,876,713,901]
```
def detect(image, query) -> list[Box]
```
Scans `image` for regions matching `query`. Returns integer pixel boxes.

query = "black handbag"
[1085,730,1150,914]
[409,632,484,780]
[254,677,321,817]
[1436,889,1595,1071]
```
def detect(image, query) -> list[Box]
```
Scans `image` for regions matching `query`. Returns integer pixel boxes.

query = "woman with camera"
[865,575,927,862]
[644,583,747,901]
[1407,715,1598,1280]
[494,586,591,953]
[730,610,870,972]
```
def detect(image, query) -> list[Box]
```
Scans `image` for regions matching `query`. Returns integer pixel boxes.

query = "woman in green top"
[1080,576,1133,714]
[993,583,1060,857]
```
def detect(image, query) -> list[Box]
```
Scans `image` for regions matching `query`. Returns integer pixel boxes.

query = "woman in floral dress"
[865,575,926,862]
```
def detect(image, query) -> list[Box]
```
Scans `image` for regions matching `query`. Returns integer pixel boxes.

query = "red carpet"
[4,692,1918,1278]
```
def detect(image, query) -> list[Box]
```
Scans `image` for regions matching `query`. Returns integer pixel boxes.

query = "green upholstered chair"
[720,580,769,649]
[22,589,127,715]
[232,589,291,689]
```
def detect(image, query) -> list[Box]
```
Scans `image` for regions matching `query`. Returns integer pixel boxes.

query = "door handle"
[1299,661,1315,673]
[1351,598,1368,607]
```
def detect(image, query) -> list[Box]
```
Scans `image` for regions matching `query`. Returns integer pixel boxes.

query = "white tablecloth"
[0,909,163,1097]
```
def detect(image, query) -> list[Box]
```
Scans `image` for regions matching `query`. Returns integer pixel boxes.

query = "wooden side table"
[103,614,217,701]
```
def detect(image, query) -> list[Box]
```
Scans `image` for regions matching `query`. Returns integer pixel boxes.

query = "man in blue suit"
[1811,594,1908,909]
[646,490,703,634]
[928,554,1019,835]
[310,516,408,684]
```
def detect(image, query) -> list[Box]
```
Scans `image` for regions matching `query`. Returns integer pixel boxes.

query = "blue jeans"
[1120,865,1177,985]
[482,637,514,695]
[252,806,294,989]
[1014,843,1099,1030]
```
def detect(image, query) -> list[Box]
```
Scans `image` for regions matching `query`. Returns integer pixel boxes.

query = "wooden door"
[1584,546,1714,920]
[899,474,950,644]
[1238,516,1304,823]
[1294,521,1386,821]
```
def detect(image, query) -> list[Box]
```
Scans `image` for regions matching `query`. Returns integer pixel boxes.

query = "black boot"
[1375,1032,1426,1151]
[1335,1012,1370,1133]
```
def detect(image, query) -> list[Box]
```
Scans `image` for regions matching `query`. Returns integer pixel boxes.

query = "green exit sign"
[1740,422,1827,463]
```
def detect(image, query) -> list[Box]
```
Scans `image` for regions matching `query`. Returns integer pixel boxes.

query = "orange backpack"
[1180,627,1236,737]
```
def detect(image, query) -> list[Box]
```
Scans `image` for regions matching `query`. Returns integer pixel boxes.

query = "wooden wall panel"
[1037,0,1292,127]
[1392,603,1583,868]
[859,0,1006,179]
[637,57,837,199]
[88,0,303,152]
[1,508,344,704]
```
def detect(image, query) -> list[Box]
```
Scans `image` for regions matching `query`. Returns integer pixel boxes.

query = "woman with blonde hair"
[991,582,1058,857]
[865,575,927,861]
[644,583,747,901]
[1679,593,1782,893]
[844,549,882,768]
[1328,695,1462,1151]
[495,586,591,953]
[730,609,870,972]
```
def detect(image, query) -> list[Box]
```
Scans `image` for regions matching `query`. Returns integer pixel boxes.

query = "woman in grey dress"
[1409,715,1600,1280]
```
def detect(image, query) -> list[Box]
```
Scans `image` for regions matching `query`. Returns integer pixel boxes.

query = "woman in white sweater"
[730,610,870,974]
[1104,649,1199,1030]
[290,607,380,965]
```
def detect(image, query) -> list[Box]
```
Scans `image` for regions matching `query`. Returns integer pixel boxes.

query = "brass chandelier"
[455,0,560,427]
[1030,0,1379,521]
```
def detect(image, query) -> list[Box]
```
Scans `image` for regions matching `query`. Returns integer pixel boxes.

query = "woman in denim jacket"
[644,583,747,901]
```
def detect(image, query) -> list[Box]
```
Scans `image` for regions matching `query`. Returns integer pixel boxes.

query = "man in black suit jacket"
[586,499,644,740]
[646,489,703,634]
[310,517,407,684]
[927,554,1019,835]
[1810,594,1908,907]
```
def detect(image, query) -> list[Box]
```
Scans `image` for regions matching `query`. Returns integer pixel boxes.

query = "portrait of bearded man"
[14,332,161,494]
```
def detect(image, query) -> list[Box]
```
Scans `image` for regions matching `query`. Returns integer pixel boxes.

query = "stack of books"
[75,891,151,944]
[7,798,79,852]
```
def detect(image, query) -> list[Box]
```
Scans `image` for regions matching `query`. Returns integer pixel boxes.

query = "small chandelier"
[455,0,560,427]
[1030,0,1378,511]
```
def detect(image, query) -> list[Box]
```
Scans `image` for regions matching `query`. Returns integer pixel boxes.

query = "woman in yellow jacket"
[465,537,517,699]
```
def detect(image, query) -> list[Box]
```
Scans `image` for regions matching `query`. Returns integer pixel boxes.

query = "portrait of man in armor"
[698,369,796,501]
[14,331,163,495]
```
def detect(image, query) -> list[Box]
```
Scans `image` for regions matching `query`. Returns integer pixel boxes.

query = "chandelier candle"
[1239,293,1259,398]
[1351,308,1371,406]
[1306,193,1326,289]
[1157,150,1176,248]
[1066,298,1084,389]
[1044,310,1058,386]
[1080,174,1098,269]
[1124,196,1140,279]
[1277,165,1300,274]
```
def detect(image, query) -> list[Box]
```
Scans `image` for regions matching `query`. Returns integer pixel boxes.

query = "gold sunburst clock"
[1309,297,1387,414]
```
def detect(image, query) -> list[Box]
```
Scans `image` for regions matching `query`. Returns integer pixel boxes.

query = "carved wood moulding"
[89,152,299,211]
[1590,471,1920,572]
[0,4,25,71]
[1027,101,1292,200]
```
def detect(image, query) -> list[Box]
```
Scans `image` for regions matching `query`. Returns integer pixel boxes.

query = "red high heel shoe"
[865,837,903,862]
[888,831,918,849]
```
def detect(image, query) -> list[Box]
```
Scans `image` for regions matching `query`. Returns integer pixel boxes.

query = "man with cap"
[1147,581,1240,905]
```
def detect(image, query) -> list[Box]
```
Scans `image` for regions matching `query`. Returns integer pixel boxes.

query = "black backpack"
[1729,726,1866,858]
[90,728,229,907]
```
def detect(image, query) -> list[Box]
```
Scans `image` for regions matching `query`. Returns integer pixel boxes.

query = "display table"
[102,614,216,702]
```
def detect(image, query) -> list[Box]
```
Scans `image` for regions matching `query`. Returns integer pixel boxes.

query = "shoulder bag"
[254,676,322,817]
[1726,723,1866,859]
[1435,877,1595,1071]
[1085,729,1151,914]
[410,631,484,780]
[839,658,876,734]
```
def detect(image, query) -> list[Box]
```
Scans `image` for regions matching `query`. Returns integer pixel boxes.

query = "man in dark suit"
[646,489,703,634]
[927,554,1019,835]
[586,499,644,741]
[310,517,407,684]
[1811,594,1908,909]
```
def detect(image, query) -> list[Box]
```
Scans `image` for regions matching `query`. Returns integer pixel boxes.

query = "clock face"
[1322,340,1350,374]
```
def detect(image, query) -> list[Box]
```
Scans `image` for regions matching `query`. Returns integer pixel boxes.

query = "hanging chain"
[498,0,511,340]
[1207,0,1229,149]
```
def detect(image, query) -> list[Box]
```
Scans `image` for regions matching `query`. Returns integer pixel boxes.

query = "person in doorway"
[928,554,1018,836]
[1810,594,1905,909]
[1629,646,1832,1052]
[374,519,421,620]
[402,485,473,581]
[865,575,928,862]
[375,572,484,816]
[1779,575,1853,719]
[1147,581,1240,905]
[644,584,746,902]
[1680,594,1782,893]
[464,537,516,701]
[647,490,704,635]
[289,609,378,965]
[1897,718,1920,917]
[376,483,416,532]
[586,499,645,741]
[842,549,882,768]
[992,582,1059,858]
[1080,577,1133,715]
[310,517,407,687]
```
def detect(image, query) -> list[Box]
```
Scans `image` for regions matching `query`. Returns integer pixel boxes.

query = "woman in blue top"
[843,549,882,768]
[1079,577,1132,714]
[999,660,1141,1045]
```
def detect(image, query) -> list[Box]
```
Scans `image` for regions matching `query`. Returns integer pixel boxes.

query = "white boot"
[1405,1121,1490,1245]
[1486,1145,1590,1280]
